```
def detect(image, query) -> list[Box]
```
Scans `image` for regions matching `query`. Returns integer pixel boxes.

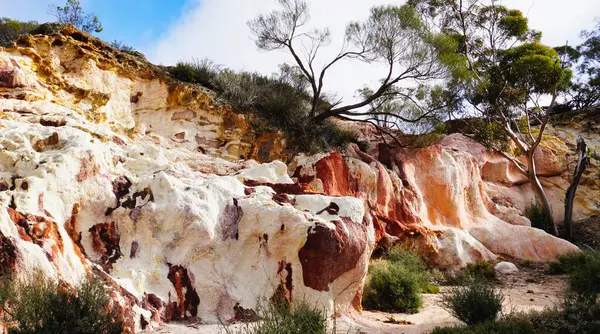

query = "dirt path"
[146,267,566,334]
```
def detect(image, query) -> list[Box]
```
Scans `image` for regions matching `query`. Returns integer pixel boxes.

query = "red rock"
[298,217,367,292]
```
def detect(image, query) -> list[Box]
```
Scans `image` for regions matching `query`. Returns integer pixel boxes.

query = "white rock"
[494,261,519,275]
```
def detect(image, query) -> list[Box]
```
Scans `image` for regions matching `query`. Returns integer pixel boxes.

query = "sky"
[2,0,600,104]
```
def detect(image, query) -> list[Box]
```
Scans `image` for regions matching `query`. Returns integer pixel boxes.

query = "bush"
[0,271,123,334]
[548,250,600,300]
[524,202,552,231]
[453,261,496,284]
[0,18,39,47]
[442,281,504,326]
[168,61,358,153]
[362,247,435,313]
[524,296,600,334]
[431,318,534,334]
[169,58,223,91]
[109,40,136,53]
[232,299,328,334]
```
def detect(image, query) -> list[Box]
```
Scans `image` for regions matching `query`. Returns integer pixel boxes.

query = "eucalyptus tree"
[409,0,572,236]
[49,0,103,34]
[248,0,453,138]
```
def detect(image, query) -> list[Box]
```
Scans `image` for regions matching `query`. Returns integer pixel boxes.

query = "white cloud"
[152,0,600,105]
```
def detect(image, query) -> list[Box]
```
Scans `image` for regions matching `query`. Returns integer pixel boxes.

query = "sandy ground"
[146,267,566,334]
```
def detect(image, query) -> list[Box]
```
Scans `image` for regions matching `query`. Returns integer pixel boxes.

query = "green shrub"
[431,318,534,334]
[168,61,358,153]
[362,260,424,313]
[232,299,328,334]
[0,18,39,47]
[109,40,136,53]
[517,295,600,334]
[524,202,552,231]
[442,281,504,326]
[362,247,436,313]
[519,259,535,268]
[454,261,496,284]
[168,58,223,91]
[548,250,600,300]
[0,271,122,334]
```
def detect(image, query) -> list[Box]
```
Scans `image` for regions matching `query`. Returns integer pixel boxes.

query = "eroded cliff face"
[0,25,596,332]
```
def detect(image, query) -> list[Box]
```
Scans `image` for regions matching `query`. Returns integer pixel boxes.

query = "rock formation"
[0,25,597,331]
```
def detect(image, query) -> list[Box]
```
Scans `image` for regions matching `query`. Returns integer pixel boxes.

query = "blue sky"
[88,0,189,50]
[0,0,192,53]
[3,0,600,105]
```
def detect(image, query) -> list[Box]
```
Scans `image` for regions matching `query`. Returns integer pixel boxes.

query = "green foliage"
[49,0,103,33]
[363,247,435,313]
[168,60,358,153]
[525,296,600,334]
[442,281,504,326]
[362,260,424,313]
[431,319,534,334]
[109,40,136,53]
[434,296,600,334]
[0,18,39,47]
[549,251,600,300]
[471,119,510,152]
[519,259,535,268]
[169,59,222,91]
[453,261,496,284]
[524,202,552,231]
[232,299,328,334]
[0,271,122,334]
[500,42,570,94]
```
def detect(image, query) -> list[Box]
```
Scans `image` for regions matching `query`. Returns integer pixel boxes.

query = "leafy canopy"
[49,0,103,33]
[0,18,39,47]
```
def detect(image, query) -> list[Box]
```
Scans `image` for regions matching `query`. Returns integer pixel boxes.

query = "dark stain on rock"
[166,265,200,320]
[76,152,100,182]
[7,208,65,262]
[272,193,295,206]
[243,180,313,195]
[89,222,122,271]
[273,261,293,304]
[130,91,143,103]
[0,231,17,276]
[40,118,67,127]
[315,202,340,215]
[33,132,60,152]
[130,241,139,258]
[106,183,154,216]
[220,198,241,241]
[233,303,260,322]
[298,217,367,291]
[112,135,127,146]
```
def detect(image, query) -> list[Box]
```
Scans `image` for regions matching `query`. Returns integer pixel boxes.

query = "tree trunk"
[526,150,558,236]
[564,136,589,240]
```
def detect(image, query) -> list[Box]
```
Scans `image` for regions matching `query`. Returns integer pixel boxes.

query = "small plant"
[519,259,535,268]
[362,260,424,313]
[109,40,136,53]
[549,250,600,300]
[169,58,223,91]
[442,281,504,326]
[454,261,496,284]
[524,202,552,231]
[0,270,123,334]
[431,318,534,334]
[0,18,40,47]
[362,247,436,313]
[232,299,329,334]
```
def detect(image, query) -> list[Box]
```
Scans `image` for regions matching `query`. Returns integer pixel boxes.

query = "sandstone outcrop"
[0,26,596,332]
